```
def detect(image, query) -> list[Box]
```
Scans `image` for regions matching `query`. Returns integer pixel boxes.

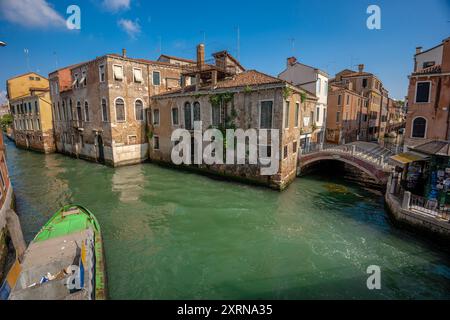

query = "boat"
[0,205,107,300]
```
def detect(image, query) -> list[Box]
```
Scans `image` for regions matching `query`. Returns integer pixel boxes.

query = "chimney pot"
[358,64,364,73]
[287,57,297,67]
[122,48,127,58]
[416,47,422,54]
[197,44,205,69]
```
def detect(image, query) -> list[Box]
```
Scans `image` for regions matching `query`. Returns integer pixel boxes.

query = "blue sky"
[0,0,449,103]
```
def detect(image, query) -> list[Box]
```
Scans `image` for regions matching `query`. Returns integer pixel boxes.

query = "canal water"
[5,138,450,299]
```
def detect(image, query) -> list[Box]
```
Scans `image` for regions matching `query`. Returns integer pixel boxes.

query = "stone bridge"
[297,142,394,185]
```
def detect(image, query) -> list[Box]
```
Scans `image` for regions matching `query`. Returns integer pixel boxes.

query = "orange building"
[405,37,450,148]
[326,83,368,144]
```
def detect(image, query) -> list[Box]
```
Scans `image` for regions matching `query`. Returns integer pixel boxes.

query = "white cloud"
[118,19,141,39]
[0,0,65,28]
[102,0,131,12]
[0,90,8,106]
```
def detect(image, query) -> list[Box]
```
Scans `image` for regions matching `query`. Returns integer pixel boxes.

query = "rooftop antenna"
[236,26,240,60]
[157,36,162,56]
[24,48,30,71]
[350,56,359,70]
[53,51,58,69]
[200,30,206,44]
[288,37,295,55]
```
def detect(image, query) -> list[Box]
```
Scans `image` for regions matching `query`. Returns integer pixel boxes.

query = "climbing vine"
[283,87,292,100]
[300,92,307,103]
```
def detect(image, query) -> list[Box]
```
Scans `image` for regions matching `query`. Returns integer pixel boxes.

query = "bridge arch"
[298,152,390,186]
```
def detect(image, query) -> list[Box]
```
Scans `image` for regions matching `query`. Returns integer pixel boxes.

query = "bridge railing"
[299,143,393,170]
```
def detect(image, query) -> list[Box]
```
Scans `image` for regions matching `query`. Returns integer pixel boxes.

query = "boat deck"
[9,229,95,300]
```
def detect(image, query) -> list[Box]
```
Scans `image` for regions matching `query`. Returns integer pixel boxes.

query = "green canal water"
[4,138,450,299]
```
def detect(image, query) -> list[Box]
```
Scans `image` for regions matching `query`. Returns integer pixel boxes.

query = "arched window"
[135,100,144,121]
[62,101,66,120]
[193,102,201,122]
[84,101,90,122]
[412,117,426,138]
[115,98,125,122]
[76,101,82,121]
[184,102,192,130]
[101,99,108,122]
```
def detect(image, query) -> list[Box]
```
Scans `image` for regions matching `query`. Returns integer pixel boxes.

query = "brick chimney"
[122,48,127,58]
[197,44,205,69]
[415,47,422,55]
[287,57,297,67]
[358,64,364,73]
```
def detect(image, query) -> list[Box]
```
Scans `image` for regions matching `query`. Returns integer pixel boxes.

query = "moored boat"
[0,205,107,300]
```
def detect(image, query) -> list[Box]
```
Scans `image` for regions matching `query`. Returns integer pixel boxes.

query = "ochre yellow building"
[6,72,55,153]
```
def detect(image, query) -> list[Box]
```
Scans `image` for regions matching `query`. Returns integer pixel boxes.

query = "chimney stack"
[197,44,205,69]
[358,64,364,73]
[287,56,297,67]
[122,48,127,58]
[416,47,422,54]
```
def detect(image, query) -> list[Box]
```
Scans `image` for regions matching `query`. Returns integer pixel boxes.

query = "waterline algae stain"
[4,139,450,300]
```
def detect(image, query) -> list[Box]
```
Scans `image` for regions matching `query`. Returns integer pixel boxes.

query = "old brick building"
[149,44,316,190]
[49,50,186,166]
[404,37,450,148]
[6,73,55,153]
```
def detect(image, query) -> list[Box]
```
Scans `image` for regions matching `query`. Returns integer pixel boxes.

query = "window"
[337,95,342,106]
[153,136,160,150]
[73,73,79,88]
[115,98,126,122]
[62,101,66,120]
[68,100,72,120]
[113,65,124,81]
[152,109,160,126]
[211,104,221,127]
[36,119,41,130]
[128,135,137,145]
[362,78,368,88]
[283,145,288,159]
[293,141,298,154]
[193,102,201,122]
[260,101,273,129]
[412,117,427,138]
[295,103,300,127]
[316,79,321,94]
[81,70,87,87]
[346,95,350,105]
[423,61,435,69]
[324,80,328,96]
[184,102,193,129]
[336,111,340,123]
[135,100,144,121]
[316,107,320,122]
[415,82,431,103]
[172,107,179,126]
[101,99,108,122]
[34,101,38,114]
[84,101,90,122]
[99,64,105,82]
[133,68,143,83]
[57,102,61,121]
[284,101,290,129]
[153,71,161,86]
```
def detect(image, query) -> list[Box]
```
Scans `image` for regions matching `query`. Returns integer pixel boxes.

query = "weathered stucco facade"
[148,44,316,190]
[49,51,184,166]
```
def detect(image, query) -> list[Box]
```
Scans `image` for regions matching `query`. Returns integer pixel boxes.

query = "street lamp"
[0,41,6,47]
